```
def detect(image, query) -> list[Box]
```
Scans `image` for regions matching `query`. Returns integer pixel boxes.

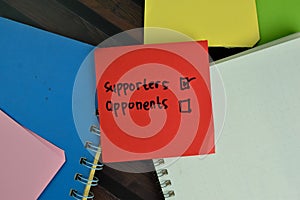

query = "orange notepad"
[0,109,65,199]
[94,41,215,162]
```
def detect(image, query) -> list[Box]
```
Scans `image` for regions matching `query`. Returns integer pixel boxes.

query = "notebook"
[256,0,300,45]
[154,33,300,199]
[144,0,259,47]
[0,109,65,199]
[0,17,101,199]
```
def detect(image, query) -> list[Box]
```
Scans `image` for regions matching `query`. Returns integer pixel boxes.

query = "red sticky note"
[94,41,214,163]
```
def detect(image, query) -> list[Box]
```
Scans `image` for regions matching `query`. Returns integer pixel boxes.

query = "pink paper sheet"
[0,110,65,199]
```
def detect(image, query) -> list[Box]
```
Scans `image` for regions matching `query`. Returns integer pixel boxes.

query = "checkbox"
[180,77,196,90]
[179,99,192,113]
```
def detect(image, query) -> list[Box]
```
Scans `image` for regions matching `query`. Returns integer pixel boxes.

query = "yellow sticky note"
[144,0,260,47]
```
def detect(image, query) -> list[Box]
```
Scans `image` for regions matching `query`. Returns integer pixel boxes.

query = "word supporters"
[94,40,215,163]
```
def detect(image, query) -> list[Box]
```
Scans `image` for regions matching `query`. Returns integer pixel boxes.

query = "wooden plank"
[98,161,164,200]
[3,0,109,45]
[79,0,143,30]
[92,185,120,200]
[57,0,123,36]
[0,0,40,27]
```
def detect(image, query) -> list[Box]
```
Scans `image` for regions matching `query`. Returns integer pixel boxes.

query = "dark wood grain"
[79,0,143,30]
[93,185,120,200]
[2,0,109,45]
[100,160,163,200]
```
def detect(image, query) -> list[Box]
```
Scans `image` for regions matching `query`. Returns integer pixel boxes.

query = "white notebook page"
[155,33,300,200]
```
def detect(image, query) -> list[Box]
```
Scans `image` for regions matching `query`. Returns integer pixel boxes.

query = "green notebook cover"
[256,0,300,45]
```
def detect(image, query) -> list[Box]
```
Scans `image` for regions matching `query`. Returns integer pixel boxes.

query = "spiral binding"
[153,159,175,198]
[80,157,103,170]
[70,190,94,200]
[85,141,102,153]
[74,173,99,186]
[70,125,102,199]
[90,125,100,136]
